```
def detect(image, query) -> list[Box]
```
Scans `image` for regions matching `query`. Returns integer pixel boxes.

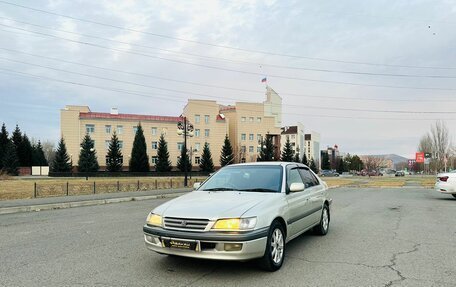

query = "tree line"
[0,123,48,175]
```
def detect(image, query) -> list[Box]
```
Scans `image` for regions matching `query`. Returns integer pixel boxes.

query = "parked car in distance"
[143,162,332,271]
[368,170,383,176]
[435,170,456,198]
[395,171,405,177]
[320,170,339,177]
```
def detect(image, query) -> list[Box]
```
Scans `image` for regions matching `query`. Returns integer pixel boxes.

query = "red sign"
[415,152,425,163]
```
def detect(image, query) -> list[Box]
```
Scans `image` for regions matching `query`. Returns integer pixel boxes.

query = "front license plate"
[163,239,198,251]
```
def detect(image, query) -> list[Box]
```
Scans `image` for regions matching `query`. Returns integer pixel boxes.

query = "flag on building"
[261,77,267,83]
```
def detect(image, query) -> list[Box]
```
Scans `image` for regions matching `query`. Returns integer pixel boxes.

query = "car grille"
[163,217,209,232]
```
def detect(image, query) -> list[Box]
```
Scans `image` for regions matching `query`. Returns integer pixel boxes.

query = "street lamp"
[177,116,194,187]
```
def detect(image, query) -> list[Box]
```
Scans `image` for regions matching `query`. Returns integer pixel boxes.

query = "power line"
[1,69,454,121]
[2,16,456,78]
[2,23,456,92]
[2,47,454,103]
[1,0,455,70]
[1,61,455,115]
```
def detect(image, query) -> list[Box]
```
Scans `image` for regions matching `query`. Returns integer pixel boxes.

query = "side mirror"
[193,182,201,190]
[289,182,305,192]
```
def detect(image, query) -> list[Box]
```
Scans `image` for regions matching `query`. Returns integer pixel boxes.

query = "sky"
[0,0,455,159]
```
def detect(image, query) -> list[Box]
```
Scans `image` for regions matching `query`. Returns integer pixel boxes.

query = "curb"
[0,192,186,215]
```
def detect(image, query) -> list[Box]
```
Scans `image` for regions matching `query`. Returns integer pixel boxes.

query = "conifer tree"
[220,135,234,166]
[106,132,123,172]
[32,141,48,166]
[302,152,309,166]
[336,158,345,174]
[2,141,19,175]
[78,134,99,172]
[11,125,22,151]
[321,152,331,170]
[129,123,149,172]
[52,138,72,172]
[177,146,191,172]
[18,133,33,166]
[293,152,300,163]
[281,137,294,162]
[155,134,172,172]
[0,123,9,170]
[199,142,214,172]
[309,158,318,174]
[257,134,275,161]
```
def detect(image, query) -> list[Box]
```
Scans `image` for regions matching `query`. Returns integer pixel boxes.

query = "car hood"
[160,190,277,219]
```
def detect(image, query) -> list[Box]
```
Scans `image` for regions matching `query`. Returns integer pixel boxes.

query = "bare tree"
[41,140,56,165]
[417,134,433,153]
[430,121,452,172]
[362,156,386,171]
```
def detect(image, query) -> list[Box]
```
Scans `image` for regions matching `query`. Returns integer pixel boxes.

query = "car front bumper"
[143,225,268,261]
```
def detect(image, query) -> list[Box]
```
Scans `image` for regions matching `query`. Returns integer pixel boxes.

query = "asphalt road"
[1,188,455,287]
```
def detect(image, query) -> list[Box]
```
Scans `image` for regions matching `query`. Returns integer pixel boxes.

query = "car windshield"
[199,165,283,193]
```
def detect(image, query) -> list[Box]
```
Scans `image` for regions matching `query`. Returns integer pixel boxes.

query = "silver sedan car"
[143,162,332,271]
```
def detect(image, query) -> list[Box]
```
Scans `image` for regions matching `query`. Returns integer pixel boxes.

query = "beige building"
[222,86,282,162]
[61,86,283,169]
[280,123,305,160]
[305,132,321,166]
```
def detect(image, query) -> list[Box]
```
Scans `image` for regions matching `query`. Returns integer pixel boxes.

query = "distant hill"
[360,154,409,168]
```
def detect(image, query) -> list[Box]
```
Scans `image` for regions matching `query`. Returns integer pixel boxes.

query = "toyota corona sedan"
[143,162,332,271]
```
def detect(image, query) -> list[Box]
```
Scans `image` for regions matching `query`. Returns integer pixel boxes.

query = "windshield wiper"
[241,188,278,193]
[203,187,236,191]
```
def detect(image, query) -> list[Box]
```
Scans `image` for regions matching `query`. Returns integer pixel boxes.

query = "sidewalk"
[0,188,191,215]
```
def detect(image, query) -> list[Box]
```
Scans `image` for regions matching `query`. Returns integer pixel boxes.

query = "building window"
[249,117,254,122]
[133,126,138,134]
[177,142,184,151]
[195,156,201,165]
[204,115,210,124]
[291,135,295,140]
[249,134,254,141]
[241,146,246,153]
[204,129,210,137]
[85,124,95,134]
[105,125,111,134]
[257,117,262,123]
[152,141,158,149]
[195,129,200,137]
[151,156,158,164]
[118,141,123,149]
[257,146,261,152]
[105,140,110,150]
[151,127,157,136]
[249,146,254,153]
[241,158,246,163]
[195,114,200,123]
[241,133,246,141]
[195,143,201,152]
[116,125,123,134]
[257,134,262,141]
[241,117,246,122]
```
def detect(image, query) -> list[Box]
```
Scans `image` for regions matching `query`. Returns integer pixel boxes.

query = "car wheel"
[258,220,285,272]
[452,194,456,198]
[314,205,330,235]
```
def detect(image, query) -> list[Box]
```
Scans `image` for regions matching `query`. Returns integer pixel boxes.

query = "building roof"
[79,112,181,122]
[281,126,297,135]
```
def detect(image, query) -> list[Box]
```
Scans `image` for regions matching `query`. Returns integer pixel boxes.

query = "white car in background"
[435,170,456,198]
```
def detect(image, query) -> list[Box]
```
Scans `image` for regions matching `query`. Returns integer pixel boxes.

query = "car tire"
[313,205,330,236]
[258,220,285,272]
[452,194,456,198]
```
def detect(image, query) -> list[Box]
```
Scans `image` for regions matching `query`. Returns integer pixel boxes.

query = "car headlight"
[146,213,162,227]
[212,217,257,231]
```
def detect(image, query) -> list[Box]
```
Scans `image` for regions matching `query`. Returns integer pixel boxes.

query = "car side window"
[287,166,304,191]
[299,168,318,188]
